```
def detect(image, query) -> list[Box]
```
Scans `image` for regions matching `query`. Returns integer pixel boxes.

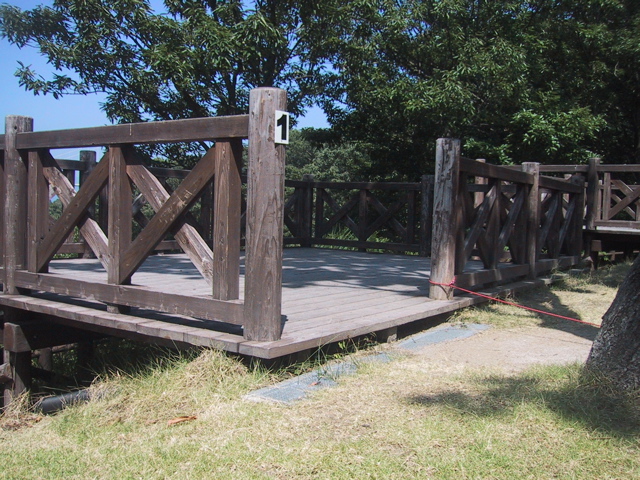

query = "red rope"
[429,277,601,327]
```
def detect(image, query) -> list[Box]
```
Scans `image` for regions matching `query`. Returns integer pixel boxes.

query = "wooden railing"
[430,138,585,300]
[1,87,287,341]
[508,160,640,231]
[586,160,640,230]
[283,176,434,255]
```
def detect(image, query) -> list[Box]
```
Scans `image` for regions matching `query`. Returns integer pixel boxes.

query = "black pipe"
[34,389,92,414]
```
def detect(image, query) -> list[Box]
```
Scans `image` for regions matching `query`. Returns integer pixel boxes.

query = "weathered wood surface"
[430,138,461,300]
[14,115,249,149]
[0,248,501,359]
[118,147,216,284]
[430,142,586,300]
[4,116,33,294]
[125,153,215,284]
[243,88,286,341]
[213,139,243,300]
[36,151,110,271]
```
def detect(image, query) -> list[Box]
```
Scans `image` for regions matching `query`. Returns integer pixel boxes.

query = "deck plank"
[0,248,558,358]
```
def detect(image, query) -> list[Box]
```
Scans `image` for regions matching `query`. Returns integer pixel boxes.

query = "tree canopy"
[317,0,640,178]
[0,0,329,122]
[2,0,640,178]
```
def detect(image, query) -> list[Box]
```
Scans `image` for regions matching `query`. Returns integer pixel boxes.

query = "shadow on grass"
[473,283,602,342]
[407,367,640,439]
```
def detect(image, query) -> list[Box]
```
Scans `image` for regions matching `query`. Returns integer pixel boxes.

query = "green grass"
[1,263,638,479]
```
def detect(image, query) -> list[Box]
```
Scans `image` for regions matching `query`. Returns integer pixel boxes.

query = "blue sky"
[1,0,328,158]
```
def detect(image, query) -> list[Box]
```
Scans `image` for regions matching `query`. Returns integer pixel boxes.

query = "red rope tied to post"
[429,277,601,328]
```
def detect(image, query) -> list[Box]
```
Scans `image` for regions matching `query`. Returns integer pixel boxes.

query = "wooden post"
[2,317,32,406]
[569,174,585,257]
[108,146,132,285]
[419,175,434,257]
[213,139,243,300]
[358,188,368,251]
[107,146,132,313]
[200,181,214,246]
[474,159,487,208]
[603,171,612,222]
[27,150,50,273]
[585,157,600,231]
[406,189,416,246]
[243,88,286,341]
[80,150,97,258]
[522,162,540,279]
[0,145,4,277]
[315,188,325,243]
[4,116,33,294]
[37,347,53,372]
[430,138,461,300]
[299,174,314,248]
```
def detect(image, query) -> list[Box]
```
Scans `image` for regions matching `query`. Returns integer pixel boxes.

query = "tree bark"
[586,255,640,391]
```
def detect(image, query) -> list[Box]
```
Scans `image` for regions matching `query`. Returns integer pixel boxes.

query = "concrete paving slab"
[245,353,391,405]
[245,325,491,405]
[396,323,490,351]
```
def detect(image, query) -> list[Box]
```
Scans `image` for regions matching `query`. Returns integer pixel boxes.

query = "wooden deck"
[4,97,636,403]
[0,248,511,359]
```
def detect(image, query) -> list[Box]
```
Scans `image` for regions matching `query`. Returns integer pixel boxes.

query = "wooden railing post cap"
[249,87,287,105]
[251,86,286,94]
[5,115,33,130]
[436,137,460,144]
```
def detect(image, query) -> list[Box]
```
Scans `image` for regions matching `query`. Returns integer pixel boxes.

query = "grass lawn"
[0,262,638,479]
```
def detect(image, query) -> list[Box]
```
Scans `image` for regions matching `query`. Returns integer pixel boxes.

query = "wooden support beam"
[27,150,51,272]
[108,146,132,285]
[358,188,369,251]
[80,150,98,259]
[4,116,33,294]
[568,175,585,256]
[2,311,32,405]
[213,139,243,300]
[430,138,461,300]
[419,175,434,257]
[119,147,216,284]
[243,88,286,341]
[41,151,110,269]
[299,174,314,248]
[15,115,249,149]
[473,159,487,208]
[3,318,103,351]
[522,163,540,279]
[125,151,215,284]
[37,153,110,271]
[0,146,5,274]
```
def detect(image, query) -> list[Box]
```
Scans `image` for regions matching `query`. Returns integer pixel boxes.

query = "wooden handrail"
[14,115,249,149]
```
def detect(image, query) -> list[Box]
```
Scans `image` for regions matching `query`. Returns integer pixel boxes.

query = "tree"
[586,255,640,391]
[0,0,331,125]
[286,128,372,182]
[317,0,640,178]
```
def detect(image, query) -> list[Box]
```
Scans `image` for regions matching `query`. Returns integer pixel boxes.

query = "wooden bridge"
[1,87,638,405]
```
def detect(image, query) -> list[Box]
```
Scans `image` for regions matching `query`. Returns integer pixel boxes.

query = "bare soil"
[409,323,598,373]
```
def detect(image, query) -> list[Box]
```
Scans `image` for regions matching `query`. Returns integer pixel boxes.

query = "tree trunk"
[586,255,640,391]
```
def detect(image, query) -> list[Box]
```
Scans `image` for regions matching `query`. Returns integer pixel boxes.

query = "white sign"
[275,110,290,145]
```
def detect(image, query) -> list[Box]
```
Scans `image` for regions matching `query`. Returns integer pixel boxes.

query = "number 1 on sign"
[275,110,290,145]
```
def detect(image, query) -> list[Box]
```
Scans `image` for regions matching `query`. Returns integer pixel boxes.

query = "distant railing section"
[283,176,434,255]
[507,160,640,230]
[429,139,585,300]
